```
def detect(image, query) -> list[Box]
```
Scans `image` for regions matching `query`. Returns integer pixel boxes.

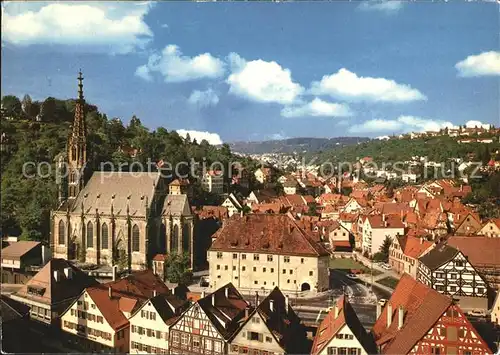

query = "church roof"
[162,194,192,216]
[70,172,160,216]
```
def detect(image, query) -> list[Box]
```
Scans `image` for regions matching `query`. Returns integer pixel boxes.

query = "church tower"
[67,71,87,199]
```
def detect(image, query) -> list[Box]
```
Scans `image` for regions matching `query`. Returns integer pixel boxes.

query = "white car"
[346,274,358,280]
[381,263,392,270]
[468,309,487,317]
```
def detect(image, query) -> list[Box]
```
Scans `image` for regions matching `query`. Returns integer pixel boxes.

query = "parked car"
[350,269,364,275]
[346,273,358,280]
[468,309,487,317]
[381,263,392,270]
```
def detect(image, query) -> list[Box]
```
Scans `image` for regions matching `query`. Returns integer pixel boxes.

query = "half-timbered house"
[229,287,307,355]
[129,293,188,354]
[418,243,489,312]
[168,283,249,355]
[311,295,377,355]
[372,274,492,354]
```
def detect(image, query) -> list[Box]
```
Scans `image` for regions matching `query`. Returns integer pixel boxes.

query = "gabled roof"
[397,235,434,259]
[131,293,187,326]
[83,270,170,330]
[418,243,459,270]
[197,283,249,339]
[447,236,500,267]
[163,194,192,216]
[312,296,377,355]
[372,274,452,354]
[1,295,30,323]
[69,172,160,216]
[209,214,329,257]
[193,206,229,221]
[234,287,303,352]
[14,259,98,306]
[1,241,40,259]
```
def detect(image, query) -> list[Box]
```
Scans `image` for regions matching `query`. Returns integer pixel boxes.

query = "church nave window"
[58,220,66,245]
[101,223,108,249]
[132,224,140,252]
[86,221,94,248]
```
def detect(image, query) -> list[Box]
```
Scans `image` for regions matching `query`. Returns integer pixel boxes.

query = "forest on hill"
[1,95,251,242]
[227,136,370,155]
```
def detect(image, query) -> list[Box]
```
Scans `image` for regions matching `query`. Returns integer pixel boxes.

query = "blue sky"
[2,1,499,143]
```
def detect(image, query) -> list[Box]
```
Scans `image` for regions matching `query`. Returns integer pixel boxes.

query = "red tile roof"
[367,215,405,229]
[372,274,452,354]
[209,214,329,257]
[312,296,377,355]
[446,236,500,267]
[397,236,434,259]
[1,241,40,259]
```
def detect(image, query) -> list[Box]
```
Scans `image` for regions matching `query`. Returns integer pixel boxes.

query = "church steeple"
[67,70,88,200]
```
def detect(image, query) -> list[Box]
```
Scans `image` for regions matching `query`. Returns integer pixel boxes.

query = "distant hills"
[227,137,371,155]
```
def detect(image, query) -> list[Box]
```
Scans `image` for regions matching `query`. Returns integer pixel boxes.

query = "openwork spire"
[72,70,86,137]
[78,70,84,100]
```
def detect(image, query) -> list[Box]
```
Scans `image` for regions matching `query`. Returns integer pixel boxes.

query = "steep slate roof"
[209,214,329,257]
[372,274,452,354]
[418,243,459,270]
[197,283,249,339]
[1,295,30,323]
[162,194,191,216]
[312,296,377,355]
[70,172,161,216]
[447,236,500,267]
[132,293,188,326]
[15,259,98,306]
[1,241,40,259]
[234,287,304,353]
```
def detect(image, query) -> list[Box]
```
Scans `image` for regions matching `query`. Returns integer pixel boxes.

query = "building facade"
[418,244,489,312]
[208,214,330,293]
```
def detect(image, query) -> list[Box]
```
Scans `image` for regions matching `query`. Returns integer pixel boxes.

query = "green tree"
[1,95,22,117]
[165,253,193,284]
[375,236,392,262]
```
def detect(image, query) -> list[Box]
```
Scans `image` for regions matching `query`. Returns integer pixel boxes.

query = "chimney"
[201,291,206,299]
[153,289,157,297]
[334,304,339,319]
[269,300,274,312]
[255,291,259,306]
[398,306,404,330]
[245,307,250,319]
[376,302,382,320]
[285,295,289,313]
[420,237,424,245]
[212,294,215,307]
[112,265,117,281]
[387,303,393,328]
[225,287,229,299]
[108,287,112,299]
[382,214,386,222]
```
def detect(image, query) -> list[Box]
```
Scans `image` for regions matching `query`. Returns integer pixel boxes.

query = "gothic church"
[50,72,194,271]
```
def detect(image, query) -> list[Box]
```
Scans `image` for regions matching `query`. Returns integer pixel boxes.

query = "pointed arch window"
[101,223,109,250]
[86,221,93,248]
[58,220,66,245]
[182,224,190,252]
[171,225,179,253]
[132,224,140,252]
[71,147,77,161]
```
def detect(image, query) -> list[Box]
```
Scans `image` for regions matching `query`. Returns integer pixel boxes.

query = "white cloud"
[310,68,426,103]
[176,129,223,145]
[1,2,153,54]
[358,0,403,13]
[227,53,304,105]
[455,51,500,77]
[465,120,491,129]
[281,98,353,118]
[137,44,226,82]
[188,88,220,108]
[349,115,454,134]
[135,65,153,82]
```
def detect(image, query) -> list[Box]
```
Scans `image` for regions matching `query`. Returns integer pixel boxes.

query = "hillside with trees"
[1,95,249,242]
